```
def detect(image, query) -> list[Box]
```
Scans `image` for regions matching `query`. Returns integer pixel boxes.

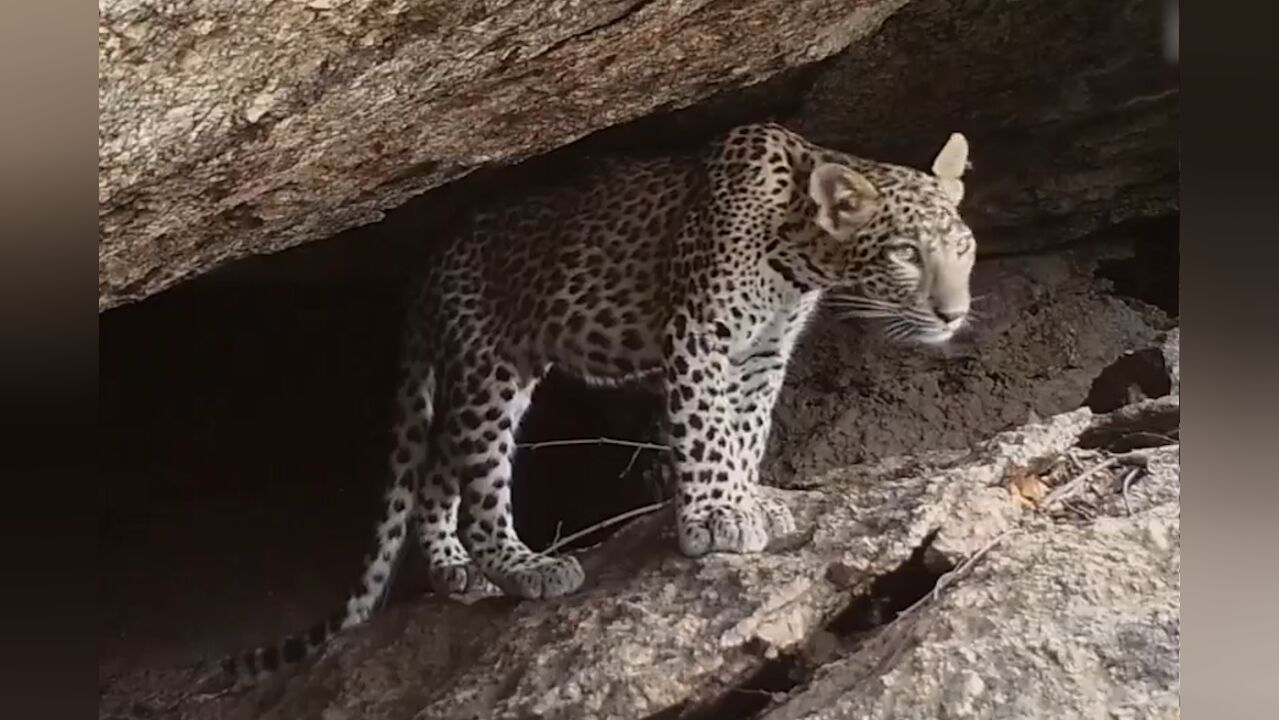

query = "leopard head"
[807,133,977,345]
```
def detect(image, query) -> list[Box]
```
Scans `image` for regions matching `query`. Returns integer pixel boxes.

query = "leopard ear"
[808,163,880,238]
[931,132,969,205]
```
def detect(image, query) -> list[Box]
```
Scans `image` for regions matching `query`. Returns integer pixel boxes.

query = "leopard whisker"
[834,309,900,319]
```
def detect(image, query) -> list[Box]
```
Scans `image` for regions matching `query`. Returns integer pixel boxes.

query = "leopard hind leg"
[440,354,586,599]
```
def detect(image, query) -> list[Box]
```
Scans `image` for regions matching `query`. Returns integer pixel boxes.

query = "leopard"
[216,122,975,686]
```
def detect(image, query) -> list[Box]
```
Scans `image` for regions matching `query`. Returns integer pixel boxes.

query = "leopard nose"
[933,305,966,323]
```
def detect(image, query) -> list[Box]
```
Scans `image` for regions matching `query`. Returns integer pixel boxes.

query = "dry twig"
[928,527,1020,604]
[518,437,670,452]
[1041,457,1118,511]
[842,527,1019,679]
[545,500,670,554]
[618,445,645,480]
[1062,498,1098,520]
[517,436,671,553]
[1120,466,1144,516]
[863,527,1021,633]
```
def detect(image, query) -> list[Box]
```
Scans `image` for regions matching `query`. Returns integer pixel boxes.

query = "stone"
[792,0,1179,258]
[98,0,912,310]
[99,383,1180,719]
[759,444,1180,720]
[99,0,1177,311]
[1162,328,1180,395]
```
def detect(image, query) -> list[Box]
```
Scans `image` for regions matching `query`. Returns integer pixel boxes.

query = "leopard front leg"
[442,358,585,599]
[728,347,798,536]
[664,314,795,557]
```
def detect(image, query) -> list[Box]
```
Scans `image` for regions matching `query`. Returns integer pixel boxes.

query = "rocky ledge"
[100,330,1179,720]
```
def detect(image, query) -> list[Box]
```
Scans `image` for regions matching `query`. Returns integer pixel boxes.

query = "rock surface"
[100,328,1180,719]
[760,451,1180,720]
[757,334,1181,720]
[98,0,1177,310]
[792,0,1179,257]
[196,0,1178,297]
[98,0,910,310]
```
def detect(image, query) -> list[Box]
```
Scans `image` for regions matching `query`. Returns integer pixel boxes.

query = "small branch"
[521,436,669,553]
[841,528,1019,684]
[929,527,1019,604]
[617,445,645,479]
[857,527,1019,641]
[1062,498,1098,521]
[545,500,670,554]
[1112,451,1153,468]
[1119,430,1180,446]
[1041,457,1118,511]
[1121,466,1144,516]
[518,437,671,452]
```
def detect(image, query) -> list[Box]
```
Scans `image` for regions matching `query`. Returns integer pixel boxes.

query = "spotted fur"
[219,123,976,685]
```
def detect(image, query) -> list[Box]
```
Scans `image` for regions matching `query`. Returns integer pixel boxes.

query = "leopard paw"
[424,536,492,595]
[484,552,585,599]
[676,492,796,557]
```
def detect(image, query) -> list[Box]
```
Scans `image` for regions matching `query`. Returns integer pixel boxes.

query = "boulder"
[98,0,1177,310]
[792,0,1179,257]
[759,445,1180,720]
[98,0,911,310]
